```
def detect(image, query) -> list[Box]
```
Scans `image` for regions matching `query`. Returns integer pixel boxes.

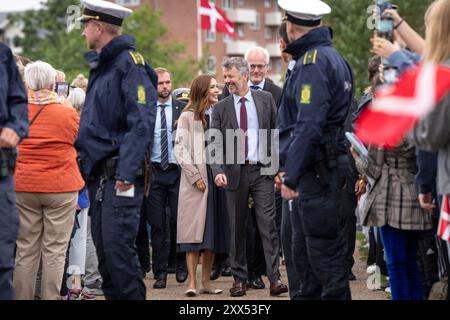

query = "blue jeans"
[379,224,424,300]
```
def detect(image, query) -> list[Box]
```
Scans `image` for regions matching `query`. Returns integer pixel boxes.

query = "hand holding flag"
[355,63,450,147]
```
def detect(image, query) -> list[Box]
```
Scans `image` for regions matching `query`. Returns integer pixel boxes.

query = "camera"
[55,82,70,98]
[375,1,399,84]
[376,0,394,42]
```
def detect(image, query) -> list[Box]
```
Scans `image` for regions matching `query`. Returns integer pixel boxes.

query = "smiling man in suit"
[211,57,288,297]
[140,67,187,289]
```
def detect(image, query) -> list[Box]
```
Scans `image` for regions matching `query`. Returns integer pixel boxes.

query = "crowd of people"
[0,0,449,300]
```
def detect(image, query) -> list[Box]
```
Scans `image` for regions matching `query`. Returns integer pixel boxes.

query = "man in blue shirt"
[141,67,187,289]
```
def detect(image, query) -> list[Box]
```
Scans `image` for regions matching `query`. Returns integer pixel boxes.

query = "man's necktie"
[250,85,261,90]
[240,97,248,160]
[160,104,169,170]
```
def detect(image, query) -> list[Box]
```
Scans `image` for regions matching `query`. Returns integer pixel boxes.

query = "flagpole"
[197,0,203,66]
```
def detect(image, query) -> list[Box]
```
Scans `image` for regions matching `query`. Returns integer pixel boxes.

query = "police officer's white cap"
[78,0,133,26]
[278,0,331,27]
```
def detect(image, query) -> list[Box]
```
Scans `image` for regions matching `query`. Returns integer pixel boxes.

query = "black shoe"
[349,272,356,281]
[210,269,221,281]
[221,266,232,277]
[247,276,265,289]
[176,269,188,283]
[153,278,167,289]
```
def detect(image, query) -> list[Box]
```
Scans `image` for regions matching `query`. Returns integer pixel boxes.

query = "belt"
[243,160,262,166]
[152,162,179,171]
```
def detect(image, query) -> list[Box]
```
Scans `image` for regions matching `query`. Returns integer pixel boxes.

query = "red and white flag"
[199,0,235,38]
[355,63,450,147]
[438,195,450,242]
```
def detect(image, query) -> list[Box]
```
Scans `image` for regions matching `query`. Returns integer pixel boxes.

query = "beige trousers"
[13,192,78,300]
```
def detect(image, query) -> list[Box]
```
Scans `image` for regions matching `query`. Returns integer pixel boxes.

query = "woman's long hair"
[183,74,213,127]
[423,0,450,64]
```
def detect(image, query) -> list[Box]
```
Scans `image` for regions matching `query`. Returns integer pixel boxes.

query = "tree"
[11,1,197,87]
[11,0,88,81]
[325,0,434,98]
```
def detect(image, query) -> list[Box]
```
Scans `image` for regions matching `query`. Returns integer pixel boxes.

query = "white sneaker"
[385,286,391,294]
[366,264,377,274]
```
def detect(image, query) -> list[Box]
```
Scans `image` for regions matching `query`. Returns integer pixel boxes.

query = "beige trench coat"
[174,111,209,244]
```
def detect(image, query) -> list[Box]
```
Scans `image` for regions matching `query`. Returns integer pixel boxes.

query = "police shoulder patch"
[129,51,145,66]
[303,49,318,65]
[137,85,146,104]
[300,84,311,104]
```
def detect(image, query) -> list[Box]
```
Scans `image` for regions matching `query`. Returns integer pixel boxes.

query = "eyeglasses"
[249,64,268,70]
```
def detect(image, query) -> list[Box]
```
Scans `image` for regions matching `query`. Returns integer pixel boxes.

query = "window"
[222,0,233,9]
[264,27,272,40]
[250,12,260,30]
[274,58,282,73]
[206,56,217,74]
[237,25,245,38]
[206,30,216,42]
[264,0,271,8]
[223,34,233,44]
[116,0,140,6]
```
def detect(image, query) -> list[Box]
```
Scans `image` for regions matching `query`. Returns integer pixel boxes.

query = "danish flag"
[355,63,450,147]
[438,195,450,242]
[199,0,235,37]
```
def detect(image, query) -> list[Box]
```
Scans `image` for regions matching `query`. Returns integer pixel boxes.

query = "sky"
[0,0,47,12]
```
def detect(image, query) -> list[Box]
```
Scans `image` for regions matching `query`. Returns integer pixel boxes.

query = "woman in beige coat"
[174,75,225,296]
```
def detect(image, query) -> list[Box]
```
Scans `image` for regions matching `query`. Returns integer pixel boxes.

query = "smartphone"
[345,132,369,159]
[55,82,70,98]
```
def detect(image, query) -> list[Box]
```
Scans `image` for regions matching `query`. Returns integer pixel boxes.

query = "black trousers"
[337,176,357,274]
[142,164,184,279]
[0,175,19,300]
[292,169,351,300]
[88,175,146,300]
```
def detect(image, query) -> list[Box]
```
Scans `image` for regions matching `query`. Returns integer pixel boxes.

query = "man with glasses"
[220,48,282,107]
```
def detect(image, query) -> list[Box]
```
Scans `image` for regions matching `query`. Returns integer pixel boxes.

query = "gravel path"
[141,238,388,300]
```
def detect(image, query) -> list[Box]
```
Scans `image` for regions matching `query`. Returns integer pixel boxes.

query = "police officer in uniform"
[75,0,157,300]
[0,43,28,300]
[278,0,353,300]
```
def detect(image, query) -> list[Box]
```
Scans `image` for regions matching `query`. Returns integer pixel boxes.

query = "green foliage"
[325,0,434,98]
[123,5,198,87]
[11,2,197,87]
[10,0,87,81]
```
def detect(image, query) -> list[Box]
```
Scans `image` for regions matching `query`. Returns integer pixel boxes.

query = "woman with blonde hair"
[174,74,229,296]
[412,0,450,290]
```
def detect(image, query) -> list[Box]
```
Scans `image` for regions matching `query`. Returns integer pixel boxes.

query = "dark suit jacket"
[220,78,283,108]
[211,89,277,190]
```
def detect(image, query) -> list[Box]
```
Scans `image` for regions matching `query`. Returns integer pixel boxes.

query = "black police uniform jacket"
[76,35,157,183]
[0,43,28,140]
[278,27,353,189]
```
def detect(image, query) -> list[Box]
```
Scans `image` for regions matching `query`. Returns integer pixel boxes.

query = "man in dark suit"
[139,67,187,289]
[211,57,288,297]
[214,48,283,290]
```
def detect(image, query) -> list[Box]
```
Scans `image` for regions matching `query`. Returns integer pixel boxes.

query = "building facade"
[114,0,283,84]
[0,12,24,53]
